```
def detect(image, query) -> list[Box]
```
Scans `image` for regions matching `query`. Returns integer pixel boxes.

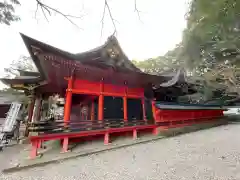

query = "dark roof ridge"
[20,33,140,72]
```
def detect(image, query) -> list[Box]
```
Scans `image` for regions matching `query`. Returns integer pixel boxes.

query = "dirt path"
[1,124,240,180]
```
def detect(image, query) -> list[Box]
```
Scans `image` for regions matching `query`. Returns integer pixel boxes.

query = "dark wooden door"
[104,96,123,120]
[145,99,154,123]
[127,98,143,121]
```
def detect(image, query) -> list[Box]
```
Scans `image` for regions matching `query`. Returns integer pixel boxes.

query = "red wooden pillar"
[37,140,42,149]
[98,80,104,120]
[64,78,73,122]
[152,127,158,135]
[142,98,146,121]
[123,83,128,121]
[123,96,128,121]
[104,132,109,145]
[133,129,137,139]
[151,99,156,121]
[62,77,73,153]
[91,100,95,120]
[152,102,158,135]
[30,140,38,159]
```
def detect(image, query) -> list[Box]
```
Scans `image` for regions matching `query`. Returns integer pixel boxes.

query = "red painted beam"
[155,109,224,123]
[72,79,144,98]
[71,89,143,99]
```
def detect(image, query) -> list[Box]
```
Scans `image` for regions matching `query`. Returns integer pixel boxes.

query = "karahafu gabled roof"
[1,33,197,95]
[20,33,141,73]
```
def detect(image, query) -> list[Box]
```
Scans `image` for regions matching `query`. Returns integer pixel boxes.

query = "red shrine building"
[1,34,224,158]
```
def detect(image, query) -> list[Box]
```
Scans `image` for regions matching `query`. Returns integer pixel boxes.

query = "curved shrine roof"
[1,33,193,94]
[20,33,141,73]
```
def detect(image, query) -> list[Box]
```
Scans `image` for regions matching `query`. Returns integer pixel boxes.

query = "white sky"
[0,0,189,79]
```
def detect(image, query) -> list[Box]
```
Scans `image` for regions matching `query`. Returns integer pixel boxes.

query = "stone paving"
[0,123,240,180]
[0,144,24,172]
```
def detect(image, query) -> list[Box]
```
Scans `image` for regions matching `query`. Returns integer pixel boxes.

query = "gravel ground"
[1,123,240,180]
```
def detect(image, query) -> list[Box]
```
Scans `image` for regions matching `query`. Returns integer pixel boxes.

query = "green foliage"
[133,0,240,104]
[181,0,240,104]
[183,0,240,65]
[132,44,184,75]
[0,0,20,25]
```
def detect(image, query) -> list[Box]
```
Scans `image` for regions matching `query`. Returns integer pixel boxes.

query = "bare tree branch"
[40,5,48,22]
[35,0,84,28]
[105,0,117,35]
[35,2,39,19]
[134,0,142,22]
[100,1,107,39]
[100,0,117,37]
